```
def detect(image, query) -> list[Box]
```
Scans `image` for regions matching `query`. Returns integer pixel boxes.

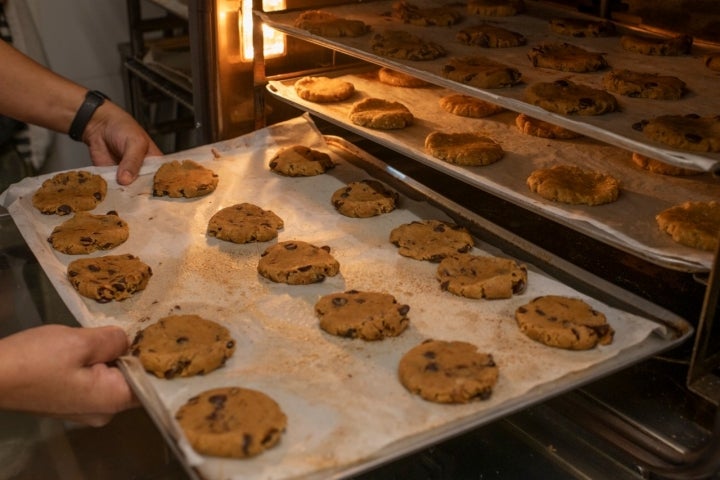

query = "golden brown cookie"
[620,34,693,56]
[398,339,499,403]
[602,69,686,100]
[526,164,620,205]
[632,115,720,153]
[437,254,527,299]
[630,152,703,176]
[32,170,107,216]
[524,79,619,116]
[425,131,504,166]
[441,55,522,88]
[294,76,355,103]
[370,30,446,61]
[527,42,608,73]
[391,0,463,26]
[268,145,336,176]
[152,160,218,198]
[293,10,370,37]
[549,17,616,37]
[467,0,525,16]
[331,179,399,218]
[67,253,152,303]
[257,240,340,284]
[705,53,720,72]
[349,98,414,129]
[315,290,410,340]
[656,201,720,251]
[175,387,287,458]
[439,94,505,118]
[390,219,474,262]
[48,211,129,255]
[515,295,615,350]
[515,113,582,139]
[377,67,431,88]
[456,23,527,48]
[207,203,284,243]
[130,314,236,379]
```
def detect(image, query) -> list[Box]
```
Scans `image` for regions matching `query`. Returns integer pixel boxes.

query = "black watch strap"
[68,90,109,141]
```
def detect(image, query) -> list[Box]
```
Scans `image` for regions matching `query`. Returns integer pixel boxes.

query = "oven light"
[241,0,286,61]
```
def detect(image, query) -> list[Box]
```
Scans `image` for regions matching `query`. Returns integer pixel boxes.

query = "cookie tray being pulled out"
[1,115,693,480]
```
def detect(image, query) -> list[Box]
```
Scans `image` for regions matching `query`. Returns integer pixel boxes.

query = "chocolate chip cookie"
[439,94,505,118]
[526,164,620,205]
[48,211,129,255]
[602,69,686,100]
[67,253,152,303]
[315,290,410,340]
[371,30,446,61]
[349,98,414,130]
[630,152,702,176]
[548,17,616,37]
[620,34,693,56]
[425,131,505,166]
[527,42,608,73]
[331,179,399,218]
[436,254,527,299]
[442,55,522,88]
[268,145,336,176]
[257,240,340,284]
[207,203,284,243]
[456,23,527,48]
[377,67,431,88]
[32,170,107,215]
[390,219,474,262]
[467,0,525,16]
[632,114,720,152]
[656,200,720,251]
[515,113,582,139]
[391,0,463,26]
[293,10,370,37]
[153,160,219,198]
[524,79,619,115]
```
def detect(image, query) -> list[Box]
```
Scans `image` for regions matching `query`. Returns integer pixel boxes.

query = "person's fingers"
[88,362,141,412]
[79,326,130,365]
[116,138,163,186]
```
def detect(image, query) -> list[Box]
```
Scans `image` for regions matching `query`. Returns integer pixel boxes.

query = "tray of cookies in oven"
[0,115,691,480]
[259,0,720,172]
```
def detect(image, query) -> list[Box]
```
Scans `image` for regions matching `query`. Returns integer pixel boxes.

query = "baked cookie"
[153,160,218,198]
[441,55,522,88]
[456,24,527,48]
[391,0,463,26]
[349,98,414,129]
[439,94,505,118]
[437,254,527,299]
[467,0,525,16]
[549,17,616,37]
[48,211,129,255]
[293,10,369,37]
[175,386,287,458]
[268,145,335,176]
[630,152,702,176]
[207,203,284,243]
[515,113,582,139]
[632,115,720,153]
[602,69,686,100]
[370,30,446,61]
[398,339,499,403]
[377,67,431,88]
[331,179,399,218]
[130,314,236,379]
[620,34,693,56]
[705,53,720,72]
[257,240,340,284]
[526,164,620,206]
[67,253,152,303]
[524,79,619,116]
[32,170,107,216]
[425,131,504,166]
[315,290,410,340]
[515,295,614,350]
[390,219,474,262]
[528,42,608,72]
[294,76,355,103]
[656,201,720,251]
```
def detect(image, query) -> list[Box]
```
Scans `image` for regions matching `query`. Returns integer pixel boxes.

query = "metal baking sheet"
[0,115,693,480]
[267,74,720,272]
[259,0,720,172]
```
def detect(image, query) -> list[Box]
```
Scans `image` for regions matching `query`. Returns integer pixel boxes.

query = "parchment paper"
[2,115,673,480]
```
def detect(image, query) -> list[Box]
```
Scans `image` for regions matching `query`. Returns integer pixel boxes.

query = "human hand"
[0,324,139,426]
[83,101,163,186]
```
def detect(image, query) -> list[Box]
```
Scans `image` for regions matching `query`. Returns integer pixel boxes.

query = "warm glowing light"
[241,0,286,61]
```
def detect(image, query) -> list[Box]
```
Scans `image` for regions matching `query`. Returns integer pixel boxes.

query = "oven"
[83,0,720,477]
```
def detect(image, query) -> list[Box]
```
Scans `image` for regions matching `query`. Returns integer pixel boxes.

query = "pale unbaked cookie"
[175,387,287,458]
[257,240,340,284]
[456,24,527,48]
[315,290,410,340]
[524,79,618,116]
[656,201,720,251]
[349,98,414,129]
[439,94,505,118]
[436,254,527,299]
[207,203,284,243]
[515,295,615,350]
[370,30,446,61]
[130,314,236,379]
[632,115,720,153]
[153,160,219,198]
[293,10,370,37]
[425,131,504,166]
[602,69,686,100]
[32,170,107,215]
[390,219,474,262]
[442,55,522,88]
[67,253,152,303]
[398,339,499,403]
[294,76,355,102]
[268,145,336,176]
[331,179,399,218]
[527,42,608,73]
[526,164,620,205]
[515,113,581,139]
[48,211,129,255]
[620,34,693,56]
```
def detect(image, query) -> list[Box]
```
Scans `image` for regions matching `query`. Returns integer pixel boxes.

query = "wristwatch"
[68,90,110,141]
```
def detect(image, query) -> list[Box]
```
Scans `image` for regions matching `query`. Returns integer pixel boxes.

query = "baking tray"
[0,115,693,480]
[259,0,720,173]
[267,72,720,272]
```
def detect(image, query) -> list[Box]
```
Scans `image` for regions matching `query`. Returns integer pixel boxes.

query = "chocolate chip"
[93,192,102,201]
[554,79,570,88]
[398,305,410,316]
[332,297,348,307]
[88,264,101,272]
[424,362,439,372]
[517,306,527,314]
[176,336,189,344]
[57,204,72,215]
[298,265,312,272]
[579,97,595,108]
[208,394,227,408]
[226,340,235,349]
[242,433,253,456]
[284,243,297,250]
[423,350,437,359]
[632,120,648,131]
[685,133,703,143]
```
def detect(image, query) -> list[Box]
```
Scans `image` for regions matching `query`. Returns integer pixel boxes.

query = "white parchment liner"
[2,116,671,480]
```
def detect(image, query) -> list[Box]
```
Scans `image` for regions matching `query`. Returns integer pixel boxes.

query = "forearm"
[0,40,86,134]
